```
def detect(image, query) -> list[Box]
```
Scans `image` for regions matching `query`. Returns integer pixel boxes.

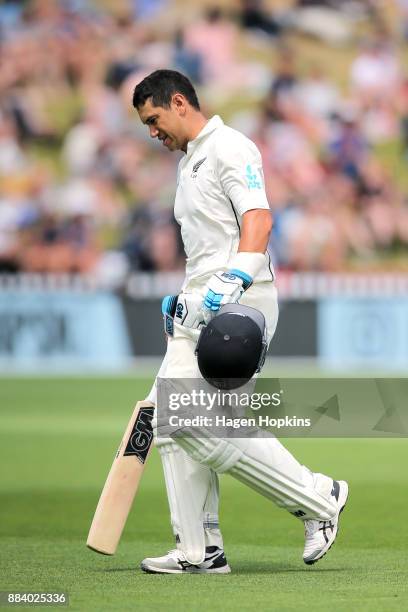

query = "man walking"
[133,70,348,574]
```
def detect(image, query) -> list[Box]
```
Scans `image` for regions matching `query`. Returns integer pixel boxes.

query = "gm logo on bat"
[123,407,154,463]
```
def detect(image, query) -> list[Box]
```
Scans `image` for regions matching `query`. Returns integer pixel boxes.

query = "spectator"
[173,28,203,84]
[0,0,406,278]
[270,48,299,105]
[296,64,340,121]
[397,0,408,41]
[239,0,282,38]
[326,106,369,182]
[350,39,401,104]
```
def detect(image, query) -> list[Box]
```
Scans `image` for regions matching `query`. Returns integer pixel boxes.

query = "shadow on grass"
[102,567,138,573]
[95,563,350,575]
[231,562,349,574]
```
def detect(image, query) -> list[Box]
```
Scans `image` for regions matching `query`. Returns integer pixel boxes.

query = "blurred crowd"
[0,0,408,280]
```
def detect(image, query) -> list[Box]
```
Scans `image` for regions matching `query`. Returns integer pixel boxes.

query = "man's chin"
[166,140,178,151]
[162,137,172,149]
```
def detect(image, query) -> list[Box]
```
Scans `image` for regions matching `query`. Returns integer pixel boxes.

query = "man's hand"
[202,269,253,323]
[162,293,205,336]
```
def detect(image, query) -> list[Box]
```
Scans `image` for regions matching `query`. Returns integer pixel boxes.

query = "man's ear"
[172,93,187,116]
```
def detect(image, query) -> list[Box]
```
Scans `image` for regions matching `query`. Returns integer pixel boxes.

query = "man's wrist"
[229,252,265,281]
[227,269,252,290]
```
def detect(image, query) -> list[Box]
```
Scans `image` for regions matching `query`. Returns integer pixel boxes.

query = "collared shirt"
[175,115,274,287]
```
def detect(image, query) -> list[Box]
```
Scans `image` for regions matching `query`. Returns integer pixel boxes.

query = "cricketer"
[132,69,348,574]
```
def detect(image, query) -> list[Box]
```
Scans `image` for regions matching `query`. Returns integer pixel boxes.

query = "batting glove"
[162,293,205,335]
[202,268,253,323]
[202,252,267,324]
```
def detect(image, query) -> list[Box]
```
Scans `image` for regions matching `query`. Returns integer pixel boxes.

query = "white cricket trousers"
[146,281,335,564]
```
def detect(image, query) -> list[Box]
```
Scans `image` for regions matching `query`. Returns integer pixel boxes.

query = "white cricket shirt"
[175,115,275,288]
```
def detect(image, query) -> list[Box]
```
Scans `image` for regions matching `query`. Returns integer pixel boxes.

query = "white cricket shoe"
[303,480,349,565]
[141,546,231,574]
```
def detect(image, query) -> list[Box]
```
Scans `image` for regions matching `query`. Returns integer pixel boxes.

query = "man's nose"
[149,125,159,138]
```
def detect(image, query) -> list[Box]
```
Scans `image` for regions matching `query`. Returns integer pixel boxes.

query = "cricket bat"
[87,400,155,555]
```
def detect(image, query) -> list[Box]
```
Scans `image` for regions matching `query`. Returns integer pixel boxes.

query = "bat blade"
[86,400,154,555]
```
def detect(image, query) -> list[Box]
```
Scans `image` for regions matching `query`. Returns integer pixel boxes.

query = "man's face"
[137,97,186,152]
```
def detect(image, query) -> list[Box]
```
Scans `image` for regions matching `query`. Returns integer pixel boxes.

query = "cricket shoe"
[303,480,349,565]
[141,546,231,574]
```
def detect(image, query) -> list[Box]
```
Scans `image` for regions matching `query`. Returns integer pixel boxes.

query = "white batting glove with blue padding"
[202,268,253,322]
[162,293,205,336]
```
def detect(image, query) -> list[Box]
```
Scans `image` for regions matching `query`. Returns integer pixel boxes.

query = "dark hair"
[133,69,200,111]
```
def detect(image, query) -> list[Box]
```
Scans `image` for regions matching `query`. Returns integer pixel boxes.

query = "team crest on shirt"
[191,157,207,178]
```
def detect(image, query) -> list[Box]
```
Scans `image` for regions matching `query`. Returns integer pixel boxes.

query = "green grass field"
[1,377,407,611]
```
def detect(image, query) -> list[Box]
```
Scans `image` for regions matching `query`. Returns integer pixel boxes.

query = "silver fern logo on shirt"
[191,157,207,178]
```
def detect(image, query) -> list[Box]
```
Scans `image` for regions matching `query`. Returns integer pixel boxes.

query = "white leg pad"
[175,432,337,521]
[203,470,224,550]
[156,437,221,564]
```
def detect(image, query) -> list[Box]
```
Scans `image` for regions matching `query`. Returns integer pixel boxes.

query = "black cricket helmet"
[195,303,268,390]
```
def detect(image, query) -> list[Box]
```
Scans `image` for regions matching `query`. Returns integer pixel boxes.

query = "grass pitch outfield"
[1,377,407,612]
